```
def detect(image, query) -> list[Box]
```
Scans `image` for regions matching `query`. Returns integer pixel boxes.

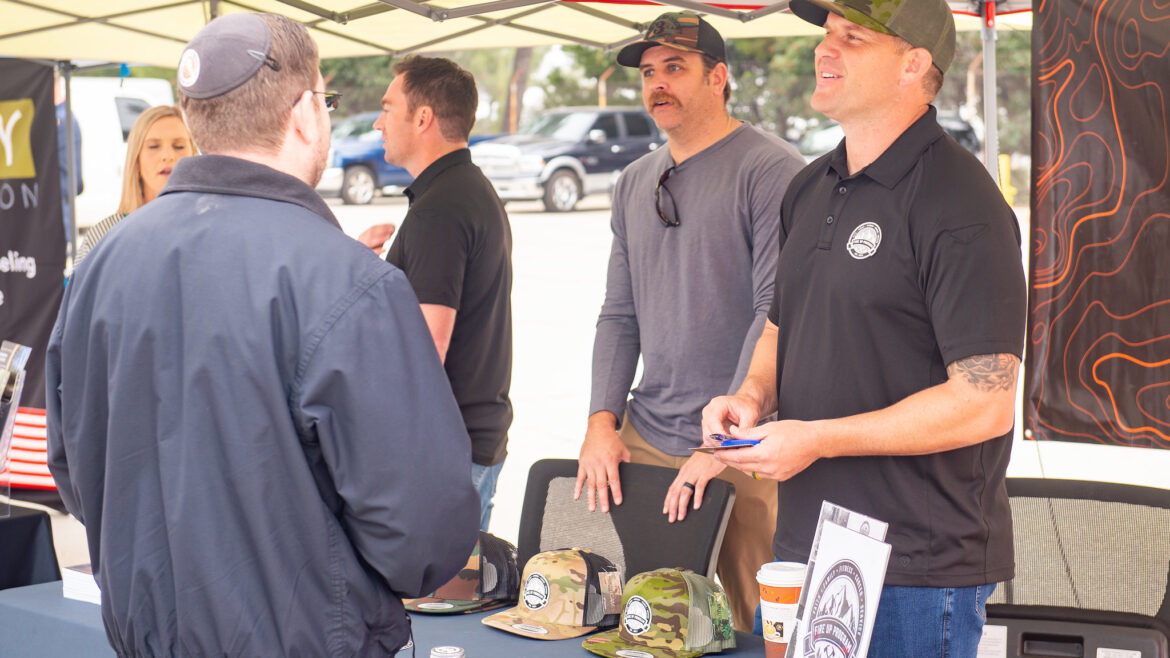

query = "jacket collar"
[163,155,340,228]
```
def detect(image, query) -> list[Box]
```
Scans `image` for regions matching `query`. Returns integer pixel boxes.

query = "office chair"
[516,459,735,580]
[986,477,1170,657]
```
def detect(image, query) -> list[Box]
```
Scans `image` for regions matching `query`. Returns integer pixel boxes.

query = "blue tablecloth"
[0,582,766,657]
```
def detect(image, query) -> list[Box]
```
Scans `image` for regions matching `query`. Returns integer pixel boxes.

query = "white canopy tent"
[1,0,1031,66]
[1,0,1032,247]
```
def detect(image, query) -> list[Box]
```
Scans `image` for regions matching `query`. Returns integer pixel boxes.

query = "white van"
[65,77,174,229]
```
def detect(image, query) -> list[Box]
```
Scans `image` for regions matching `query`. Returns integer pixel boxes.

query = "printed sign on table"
[786,501,891,658]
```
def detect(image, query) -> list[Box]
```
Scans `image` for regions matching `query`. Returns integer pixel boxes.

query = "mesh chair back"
[517,459,736,580]
[989,478,1170,639]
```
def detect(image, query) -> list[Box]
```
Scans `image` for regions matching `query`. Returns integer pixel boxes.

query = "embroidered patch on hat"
[622,596,653,635]
[178,49,201,89]
[847,221,882,259]
[523,573,550,609]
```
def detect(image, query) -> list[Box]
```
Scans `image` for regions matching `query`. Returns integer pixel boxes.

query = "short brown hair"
[180,14,318,155]
[700,54,732,104]
[392,56,478,142]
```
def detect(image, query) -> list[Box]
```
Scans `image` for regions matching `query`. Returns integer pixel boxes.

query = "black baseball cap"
[789,0,956,72]
[177,13,280,100]
[617,12,726,68]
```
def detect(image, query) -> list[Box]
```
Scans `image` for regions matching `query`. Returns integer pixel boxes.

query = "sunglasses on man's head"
[656,166,680,227]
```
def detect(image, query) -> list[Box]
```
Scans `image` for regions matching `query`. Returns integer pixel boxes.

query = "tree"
[319,48,542,135]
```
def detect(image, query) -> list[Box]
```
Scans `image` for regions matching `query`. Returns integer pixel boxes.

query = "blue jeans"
[470,461,503,532]
[868,584,994,658]
[752,584,994,658]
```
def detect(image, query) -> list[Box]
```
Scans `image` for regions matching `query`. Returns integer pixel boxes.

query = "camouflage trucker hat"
[581,568,736,658]
[404,532,520,614]
[789,0,956,72]
[616,12,726,68]
[482,548,623,640]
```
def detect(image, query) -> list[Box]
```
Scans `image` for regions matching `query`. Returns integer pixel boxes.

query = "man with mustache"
[574,11,804,630]
[703,0,1027,654]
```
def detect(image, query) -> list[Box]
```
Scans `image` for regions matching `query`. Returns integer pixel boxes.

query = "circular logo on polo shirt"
[523,573,550,610]
[807,559,866,658]
[846,221,882,259]
[622,596,653,636]
[178,49,201,89]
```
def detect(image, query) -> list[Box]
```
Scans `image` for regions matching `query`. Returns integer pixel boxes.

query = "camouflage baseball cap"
[482,548,624,640]
[404,532,520,614]
[582,569,736,658]
[789,0,956,72]
[616,12,726,68]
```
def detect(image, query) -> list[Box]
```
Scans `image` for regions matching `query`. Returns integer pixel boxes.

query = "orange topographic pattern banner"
[1025,0,1170,449]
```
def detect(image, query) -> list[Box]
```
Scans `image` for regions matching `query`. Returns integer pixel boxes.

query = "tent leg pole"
[981,0,999,182]
[62,61,78,268]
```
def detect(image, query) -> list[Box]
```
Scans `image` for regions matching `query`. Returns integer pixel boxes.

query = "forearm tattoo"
[947,354,1018,392]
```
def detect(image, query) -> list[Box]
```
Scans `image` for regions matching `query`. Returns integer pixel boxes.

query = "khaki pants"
[619,416,777,633]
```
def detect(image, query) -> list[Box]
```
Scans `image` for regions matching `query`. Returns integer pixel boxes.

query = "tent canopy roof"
[0,0,1032,68]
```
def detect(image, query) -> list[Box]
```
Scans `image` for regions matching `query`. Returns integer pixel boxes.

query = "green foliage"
[318,49,538,134]
[532,45,641,109]
[726,36,821,138]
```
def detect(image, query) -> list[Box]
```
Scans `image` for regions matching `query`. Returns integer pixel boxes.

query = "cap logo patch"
[616,650,655,658]
[622,595,653,636]
[512,622,549,634]
[416,602,455,610]
[178,49,200,89]
[523,573,550,610]
[846,221,882,259]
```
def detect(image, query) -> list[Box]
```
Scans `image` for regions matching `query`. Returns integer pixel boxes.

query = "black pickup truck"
[469,106,662,212]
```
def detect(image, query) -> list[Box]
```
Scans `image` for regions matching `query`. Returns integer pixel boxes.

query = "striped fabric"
[0,407,56,490]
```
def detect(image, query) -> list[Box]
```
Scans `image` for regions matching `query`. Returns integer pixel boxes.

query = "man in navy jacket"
[46,14,479,657]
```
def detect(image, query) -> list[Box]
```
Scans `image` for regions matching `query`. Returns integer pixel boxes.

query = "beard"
[307,120,330,188]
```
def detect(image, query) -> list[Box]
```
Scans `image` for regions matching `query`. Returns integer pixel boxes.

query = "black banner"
[0,60,65,410]
[1025,0,1170,449]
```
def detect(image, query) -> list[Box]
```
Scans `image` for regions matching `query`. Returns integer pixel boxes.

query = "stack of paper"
[62,564,101,605]
[787,502,892,658]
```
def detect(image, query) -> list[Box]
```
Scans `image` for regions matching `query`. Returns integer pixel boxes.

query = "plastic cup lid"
[756,561,806,586]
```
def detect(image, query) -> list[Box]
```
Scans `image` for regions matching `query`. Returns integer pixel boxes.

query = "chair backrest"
[988,477,1170,637]
[516,459,735,581]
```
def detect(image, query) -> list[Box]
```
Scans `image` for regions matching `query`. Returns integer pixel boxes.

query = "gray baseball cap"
[177,13,279,99]
[789,0,956,72]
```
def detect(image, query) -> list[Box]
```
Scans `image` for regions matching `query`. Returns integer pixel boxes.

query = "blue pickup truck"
[318,111,500,205]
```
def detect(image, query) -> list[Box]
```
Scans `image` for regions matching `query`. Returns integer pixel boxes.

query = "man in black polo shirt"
[702,0,1026,655]
[375,56,513,531]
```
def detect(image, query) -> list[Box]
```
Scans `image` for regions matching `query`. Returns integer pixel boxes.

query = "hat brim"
[581,629,701,658]
[482,608,599,640]
[788,0,894,36]
[616,40,708,68]
[404,596,510,614]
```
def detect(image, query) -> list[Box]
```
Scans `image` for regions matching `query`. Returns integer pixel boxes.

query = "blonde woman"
[75,105,196,263]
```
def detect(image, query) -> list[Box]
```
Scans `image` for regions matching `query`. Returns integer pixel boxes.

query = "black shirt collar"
[827,106,945,188]
[405,148,471,204]
[162,155,340,229]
